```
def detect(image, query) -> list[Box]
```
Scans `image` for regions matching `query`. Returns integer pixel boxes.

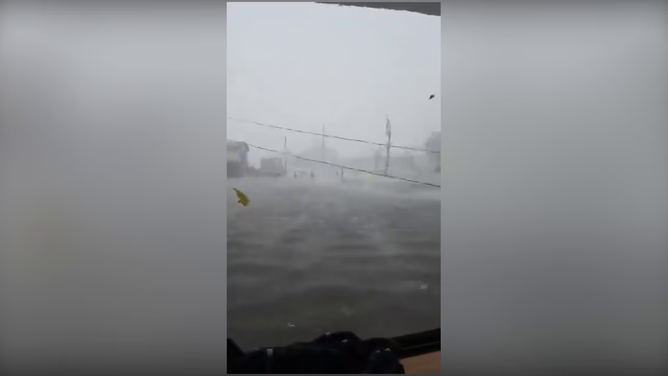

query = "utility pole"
[320,124,326,177]
[283,136,288,171]
[321,124,326,163]
[384,116,392,175]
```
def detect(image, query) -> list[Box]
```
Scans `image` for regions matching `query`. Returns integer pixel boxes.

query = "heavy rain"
[226,3,441,348]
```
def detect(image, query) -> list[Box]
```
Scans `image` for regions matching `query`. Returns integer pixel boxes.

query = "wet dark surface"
[227,177,440,349]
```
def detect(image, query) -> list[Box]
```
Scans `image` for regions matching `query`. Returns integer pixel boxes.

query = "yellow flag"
[232,188,250,207]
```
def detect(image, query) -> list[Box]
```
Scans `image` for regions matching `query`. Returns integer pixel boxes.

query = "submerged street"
[227,176,441,348]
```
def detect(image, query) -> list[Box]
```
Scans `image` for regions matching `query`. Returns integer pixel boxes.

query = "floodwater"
[227,176,441,349]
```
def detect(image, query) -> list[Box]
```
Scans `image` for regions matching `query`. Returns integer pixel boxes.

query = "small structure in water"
[259,157,286,177]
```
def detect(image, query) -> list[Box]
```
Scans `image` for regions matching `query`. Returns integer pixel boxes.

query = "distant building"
[342,151,427,179]
[291,146,339,174]
[227,141,249,177]
[259,157,286,177]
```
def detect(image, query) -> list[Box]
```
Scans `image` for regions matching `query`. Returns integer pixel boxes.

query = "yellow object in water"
[232,188,250,207]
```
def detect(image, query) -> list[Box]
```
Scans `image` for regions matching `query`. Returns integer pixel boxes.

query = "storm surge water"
[227,176,440,348]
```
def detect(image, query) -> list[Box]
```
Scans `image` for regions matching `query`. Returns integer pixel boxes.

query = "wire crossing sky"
[227,2,441,166]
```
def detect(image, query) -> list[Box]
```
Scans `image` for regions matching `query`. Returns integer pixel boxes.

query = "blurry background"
[0,2,227,375]
[440,2,668,375]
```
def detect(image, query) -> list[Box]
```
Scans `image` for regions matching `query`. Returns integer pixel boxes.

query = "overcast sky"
[226,2,441,164]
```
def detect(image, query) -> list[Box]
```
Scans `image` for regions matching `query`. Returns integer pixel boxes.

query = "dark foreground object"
[228,331,405,374]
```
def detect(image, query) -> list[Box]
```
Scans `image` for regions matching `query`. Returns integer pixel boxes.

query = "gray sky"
[226,2,441,165]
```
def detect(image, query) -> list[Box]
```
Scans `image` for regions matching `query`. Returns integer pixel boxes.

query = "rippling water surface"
[227,177,441,349]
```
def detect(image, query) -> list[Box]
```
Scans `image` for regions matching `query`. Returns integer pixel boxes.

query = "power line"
[246,143,440,188]
[228,117,440,154]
